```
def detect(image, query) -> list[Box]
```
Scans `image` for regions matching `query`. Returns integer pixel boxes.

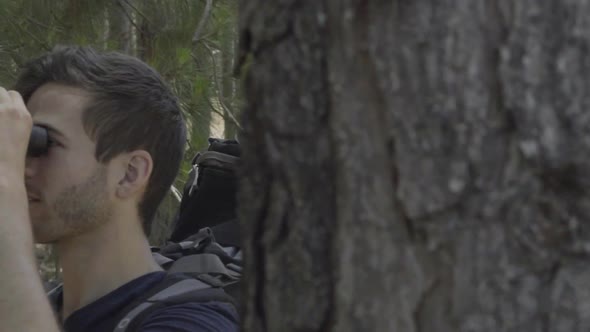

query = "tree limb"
[115,0,142,33]
[192,0,213,45]
[198,41,242,130]
[122,0,152,25]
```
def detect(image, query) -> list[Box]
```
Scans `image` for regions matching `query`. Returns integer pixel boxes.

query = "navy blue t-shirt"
[62,272,239,332]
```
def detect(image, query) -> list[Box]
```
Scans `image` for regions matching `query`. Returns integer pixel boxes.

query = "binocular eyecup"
[27,125,49,157]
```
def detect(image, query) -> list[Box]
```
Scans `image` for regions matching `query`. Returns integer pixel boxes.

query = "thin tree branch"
[122,0,152,25]
[0,14,51,51]
[189,0,242,133]
[192,0,213,45]
[195,42,242,130]
[205,95,233,127]
[25,17,64,32]
[116,0,143,33]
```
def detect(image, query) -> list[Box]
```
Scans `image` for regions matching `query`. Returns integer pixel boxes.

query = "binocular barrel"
[27,125,49,157]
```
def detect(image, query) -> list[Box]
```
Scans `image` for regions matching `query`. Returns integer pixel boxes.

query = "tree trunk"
[238,1,590,331]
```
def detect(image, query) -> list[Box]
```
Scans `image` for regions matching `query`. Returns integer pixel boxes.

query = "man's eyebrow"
[34,122,68,141]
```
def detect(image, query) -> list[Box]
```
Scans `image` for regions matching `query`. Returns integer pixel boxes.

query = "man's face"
[25,83,114,243]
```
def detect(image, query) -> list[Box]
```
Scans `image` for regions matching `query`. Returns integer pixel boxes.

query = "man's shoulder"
[64,272,239,332]
[123,273,239,332]
[137,301,239,332]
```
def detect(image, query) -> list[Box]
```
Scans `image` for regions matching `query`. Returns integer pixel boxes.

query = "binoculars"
[27,125,49,157]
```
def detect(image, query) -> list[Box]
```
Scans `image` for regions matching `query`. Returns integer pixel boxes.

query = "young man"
[0,46,239,331]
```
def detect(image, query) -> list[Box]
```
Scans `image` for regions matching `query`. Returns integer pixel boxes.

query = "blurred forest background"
[0,0,240,284]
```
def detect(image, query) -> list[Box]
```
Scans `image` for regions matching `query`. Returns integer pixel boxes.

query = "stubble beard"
[36,166,113,243]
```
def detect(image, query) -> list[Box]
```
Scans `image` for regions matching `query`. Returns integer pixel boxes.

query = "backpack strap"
[113,274,235,332]
[47,283,64,322]
[167,253,241,280]
[152,252,174,268]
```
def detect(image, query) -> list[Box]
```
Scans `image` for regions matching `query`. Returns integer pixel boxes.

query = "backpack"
[114,229,242,331]
[47,138,243,331]
[169,137,241,244]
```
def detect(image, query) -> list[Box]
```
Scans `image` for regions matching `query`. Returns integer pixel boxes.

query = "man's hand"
[0,88,60,332]
[0,88,32,179]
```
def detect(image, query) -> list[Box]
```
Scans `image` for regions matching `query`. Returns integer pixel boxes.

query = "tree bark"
[238,1,590,331]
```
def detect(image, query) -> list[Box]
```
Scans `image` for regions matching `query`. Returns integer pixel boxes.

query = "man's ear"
[116,150,153,200]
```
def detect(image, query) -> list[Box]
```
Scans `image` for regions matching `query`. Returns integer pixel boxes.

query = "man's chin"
[31,221,59,244]
[35,238,57,245]
[32,230,59,244]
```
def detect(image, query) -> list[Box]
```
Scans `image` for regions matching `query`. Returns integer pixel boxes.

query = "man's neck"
[55,215,162,321]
